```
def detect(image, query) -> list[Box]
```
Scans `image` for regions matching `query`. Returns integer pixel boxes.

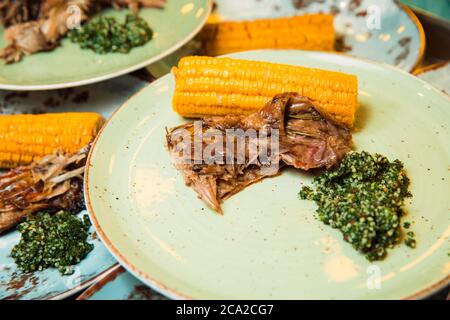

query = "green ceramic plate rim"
[413,61,450,76]
[399,3,426,72]
[0,0,213,91]
[85,50,450,300]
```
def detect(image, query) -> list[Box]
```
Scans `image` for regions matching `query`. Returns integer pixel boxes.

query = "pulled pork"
[0,146,88,234]
[166,93,352,214]
[0,0,166,63]
[0,0,41,26]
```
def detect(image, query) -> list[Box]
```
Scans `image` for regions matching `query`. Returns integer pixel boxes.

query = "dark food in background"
[0,146,88,234]
[11,211,93,274]
[299,151,413,261]
[166,93,352,214]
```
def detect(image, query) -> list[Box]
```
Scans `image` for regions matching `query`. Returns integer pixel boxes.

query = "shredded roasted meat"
[107,0,166,13]
[0,0,41,26]
[0,0,166,63]
[0,146,88,234]
[274,93,352,170]
[166,93,352,214]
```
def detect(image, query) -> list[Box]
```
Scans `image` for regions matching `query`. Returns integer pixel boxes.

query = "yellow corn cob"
[0,112,105,168]
[172,56,358,127]
[198,14,335,56]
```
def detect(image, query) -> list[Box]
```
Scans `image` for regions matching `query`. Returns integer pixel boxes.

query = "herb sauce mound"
[68,14,153,54]
[299,151,414,261]
[11,211,94,275]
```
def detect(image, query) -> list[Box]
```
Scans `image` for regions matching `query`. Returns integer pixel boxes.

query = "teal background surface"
[402,0,450,21]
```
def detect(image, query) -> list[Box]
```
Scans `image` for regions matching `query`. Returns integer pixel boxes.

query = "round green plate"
[0,0,211,90]
[85,50,450,299]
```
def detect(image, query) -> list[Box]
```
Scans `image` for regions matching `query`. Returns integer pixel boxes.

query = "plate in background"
[0,73,149,300]
[0,0,211,91]
[415,62,450,95]
[85,50,450,299]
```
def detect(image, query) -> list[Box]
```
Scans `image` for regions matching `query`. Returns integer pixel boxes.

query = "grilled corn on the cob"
[172,56,358,127]
[198,14,335,56]
[0,112,104,168]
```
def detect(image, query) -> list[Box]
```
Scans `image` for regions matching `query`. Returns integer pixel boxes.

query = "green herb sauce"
[11,211,94,275]
[68,14,153,54]
[299,151,414,261]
